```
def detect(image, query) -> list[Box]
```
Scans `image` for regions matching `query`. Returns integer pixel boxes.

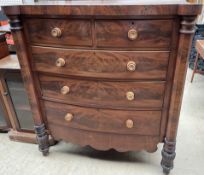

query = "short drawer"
[24,18,92,47]
[96,20,173,49]
[44,101,161,136]
[40,75,165,109]
[32,47,169,80]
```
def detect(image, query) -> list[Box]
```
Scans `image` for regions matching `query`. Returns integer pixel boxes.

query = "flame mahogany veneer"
[3,1,202,174]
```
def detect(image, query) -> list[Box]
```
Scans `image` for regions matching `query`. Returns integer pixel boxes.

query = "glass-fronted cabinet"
[0,54,36,142]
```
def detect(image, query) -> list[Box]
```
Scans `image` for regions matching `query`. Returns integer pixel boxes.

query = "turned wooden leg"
[34,123,49,156]
[161,138,176,174]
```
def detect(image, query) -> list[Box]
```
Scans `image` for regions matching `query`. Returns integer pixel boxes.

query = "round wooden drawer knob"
[61,86,70,95]
[51,27,62,38]
[127,61,136,71]
[128,29,138,41]
[64,113,73,122]
[56,58,65,67]
[126,119,134,128]
[126,91,134,101]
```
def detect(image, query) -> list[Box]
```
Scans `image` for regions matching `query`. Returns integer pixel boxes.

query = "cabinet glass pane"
[6,73,34,130]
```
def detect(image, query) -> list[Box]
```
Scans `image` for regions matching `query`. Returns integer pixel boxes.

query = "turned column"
[161,16,197,174]
[8,15,49,156]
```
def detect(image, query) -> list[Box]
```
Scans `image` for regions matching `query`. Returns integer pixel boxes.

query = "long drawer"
[44,101,161,136]
[31,47,169,80]
[40,75,165,109]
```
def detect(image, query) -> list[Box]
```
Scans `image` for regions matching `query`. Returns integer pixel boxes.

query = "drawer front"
[40,75,165,109]
[44,101,161,136]
[32,46,169,80]
[96,20,173,49]
[25,19,92,47]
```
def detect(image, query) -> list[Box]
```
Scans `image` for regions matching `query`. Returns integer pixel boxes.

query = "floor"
[0,69,204,175]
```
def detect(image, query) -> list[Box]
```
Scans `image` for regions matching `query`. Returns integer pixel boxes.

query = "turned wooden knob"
[64,113,73,122]
[128,28,138,40]
[61,86,70,95]
[56,58,65,67]
[126,119,134,128]
[51,27,62,38]
[127,61,136,71]
[126,91,134,101]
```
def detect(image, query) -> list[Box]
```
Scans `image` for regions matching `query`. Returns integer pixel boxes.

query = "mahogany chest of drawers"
[3,1,202,174]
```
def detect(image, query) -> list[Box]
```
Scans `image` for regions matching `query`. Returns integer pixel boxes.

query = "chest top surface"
[2,0,203,16]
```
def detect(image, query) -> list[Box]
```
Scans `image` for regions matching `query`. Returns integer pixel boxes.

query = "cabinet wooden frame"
[0,84,11,132]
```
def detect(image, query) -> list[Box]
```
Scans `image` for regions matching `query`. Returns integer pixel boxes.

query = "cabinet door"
[5,72,34,131]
